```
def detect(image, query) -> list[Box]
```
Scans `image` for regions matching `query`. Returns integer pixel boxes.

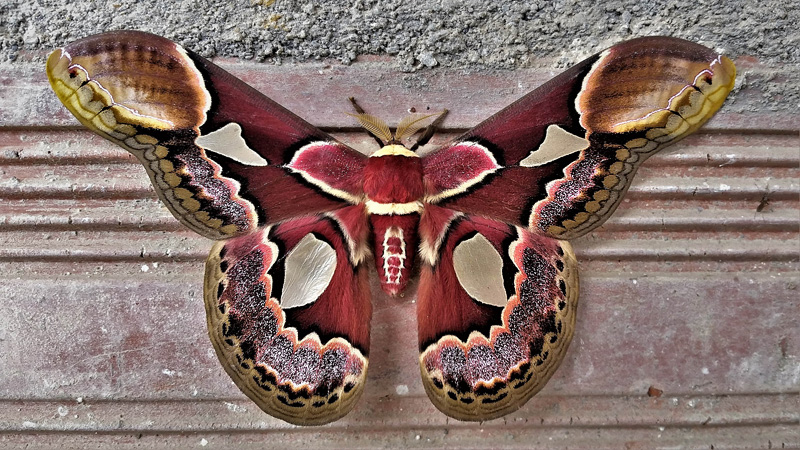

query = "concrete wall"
[2,0,797,65]
[3,0,798,113]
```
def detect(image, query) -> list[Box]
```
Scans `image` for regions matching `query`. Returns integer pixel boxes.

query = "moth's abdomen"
[370,214,420,296]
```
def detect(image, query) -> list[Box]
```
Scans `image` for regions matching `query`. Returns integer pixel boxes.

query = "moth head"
[371,144,418,158]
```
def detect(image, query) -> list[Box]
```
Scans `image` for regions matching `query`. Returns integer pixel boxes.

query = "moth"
[46,31,735,425]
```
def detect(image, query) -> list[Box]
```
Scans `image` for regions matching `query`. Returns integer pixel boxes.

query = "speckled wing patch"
[204,215,372,425]
[416,212,579,421]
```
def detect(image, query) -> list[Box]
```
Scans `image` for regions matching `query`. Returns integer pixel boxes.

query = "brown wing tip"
[579,37,736,138]
[717,54,737,92]
[45,47,66,79]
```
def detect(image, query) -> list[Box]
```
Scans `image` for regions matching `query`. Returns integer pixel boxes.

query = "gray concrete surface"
[2,0,797,67]
[2,0,799,113]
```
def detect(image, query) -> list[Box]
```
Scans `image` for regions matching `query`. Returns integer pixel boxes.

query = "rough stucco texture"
[3,0,798,68]
[3,0,798,114]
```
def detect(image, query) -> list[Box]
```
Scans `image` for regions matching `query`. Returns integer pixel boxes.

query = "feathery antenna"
[348,97,447,149]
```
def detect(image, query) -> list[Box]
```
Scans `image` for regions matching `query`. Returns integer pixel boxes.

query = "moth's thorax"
[363,146,424,214]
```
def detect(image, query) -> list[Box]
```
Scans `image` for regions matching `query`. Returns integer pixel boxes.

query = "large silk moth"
[46,31,735,425]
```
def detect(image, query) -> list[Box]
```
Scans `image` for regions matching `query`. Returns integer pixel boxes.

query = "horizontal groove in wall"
[0,234,795,263]
[3,60,798,131]
[1,129,798,165]
[1,206,796,232]
[0,394,796,432]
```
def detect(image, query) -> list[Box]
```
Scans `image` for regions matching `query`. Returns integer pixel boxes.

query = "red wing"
[204,206,371,425]
[47,31,366,240]
[416,206,579,420]
[423,37,735,240]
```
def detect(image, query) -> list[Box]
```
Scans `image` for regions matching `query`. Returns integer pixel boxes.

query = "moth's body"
[46,31,735,426]
[364,145,424,295]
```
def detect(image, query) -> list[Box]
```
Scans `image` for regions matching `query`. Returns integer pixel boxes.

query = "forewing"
[416,206,579,420]
[47,31,366,240]
[423,37,735,240]
[204,206,372,425]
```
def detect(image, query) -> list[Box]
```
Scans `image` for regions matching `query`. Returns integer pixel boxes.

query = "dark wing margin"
[423,36,736,240]
[204,207,371,425]
[46,31,366,240]
[416,206,579,421]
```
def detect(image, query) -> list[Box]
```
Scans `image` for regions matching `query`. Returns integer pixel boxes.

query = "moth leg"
[410,108,449,151]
